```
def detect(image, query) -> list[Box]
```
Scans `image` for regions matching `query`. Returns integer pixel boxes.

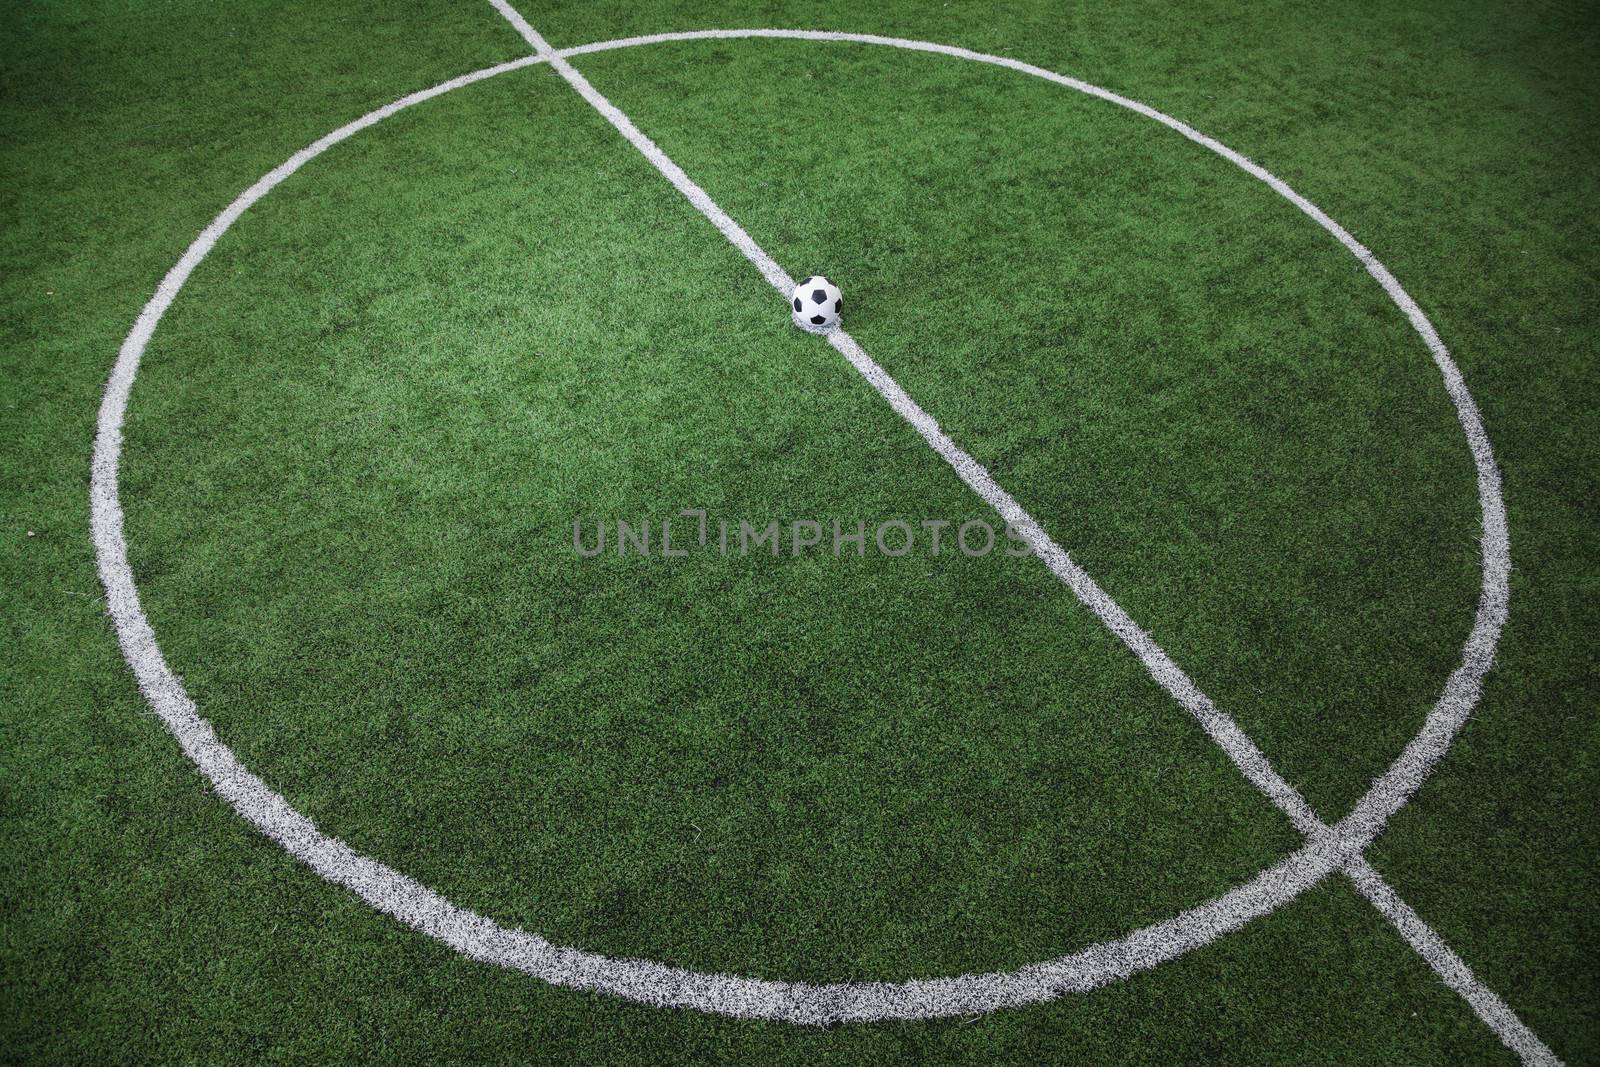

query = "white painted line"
[526,14,1330,839]
[822,327,1328,834]
[1345,858,1561,1066]
[87,18,1552,1060]
[494,2,799,298]
[543,26,1514,860]
[487,17,1556,1061]
[486,0,551,53]
[93,47,1353,1027]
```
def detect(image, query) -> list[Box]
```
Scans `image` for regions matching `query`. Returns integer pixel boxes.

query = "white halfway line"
[82,10,1557,1062]
[492,0,1327,835]
[490,8,1555,1062]
[94,45,1346,1030]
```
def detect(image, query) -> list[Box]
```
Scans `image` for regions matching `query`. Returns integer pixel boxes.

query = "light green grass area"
[3,0,1596,1063]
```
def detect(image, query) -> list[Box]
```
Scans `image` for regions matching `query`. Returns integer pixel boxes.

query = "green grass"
[3,0,1596,1062]
[118,61,1297,982]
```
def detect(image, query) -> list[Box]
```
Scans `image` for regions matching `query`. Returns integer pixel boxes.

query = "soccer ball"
[791,275,842,332]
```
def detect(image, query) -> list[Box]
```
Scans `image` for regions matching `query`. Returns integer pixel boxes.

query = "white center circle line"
[90,27,1522,1038]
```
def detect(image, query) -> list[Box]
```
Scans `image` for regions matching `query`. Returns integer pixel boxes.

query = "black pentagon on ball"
[793,297,802,312]
[834,299,841,312]
[802,276,814,285]
[812,289,826,303]
[810,314,826,325]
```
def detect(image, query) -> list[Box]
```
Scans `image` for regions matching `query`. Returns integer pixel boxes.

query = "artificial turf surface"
[3,0,1596,1062]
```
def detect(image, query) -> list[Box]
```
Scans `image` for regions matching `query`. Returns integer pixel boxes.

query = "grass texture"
[3,0,1596,1062]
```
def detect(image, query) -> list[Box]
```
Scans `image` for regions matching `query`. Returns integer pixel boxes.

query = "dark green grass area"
[3,0,1597,1062]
